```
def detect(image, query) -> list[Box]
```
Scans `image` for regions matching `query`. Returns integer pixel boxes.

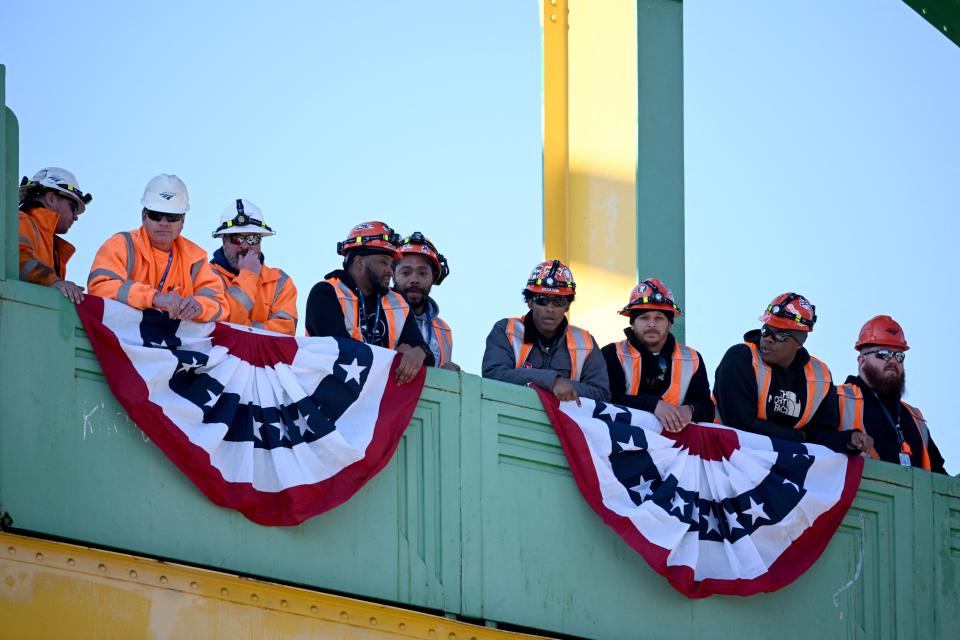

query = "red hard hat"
[855,315,909,351]
[397,231,449,285]
[525,259,576,295]
[337,221,401,260]
[619,278,681,318]
[759,292,817,332]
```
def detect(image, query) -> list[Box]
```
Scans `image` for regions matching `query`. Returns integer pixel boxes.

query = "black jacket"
[841,375,946,474]
[305,269,434,365]
[714,329,852,453]
[601,329,714,422]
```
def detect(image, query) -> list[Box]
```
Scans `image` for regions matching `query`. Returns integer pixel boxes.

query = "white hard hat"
[19,167,93,213]
[212,198,276,237]
[141,174,190,214]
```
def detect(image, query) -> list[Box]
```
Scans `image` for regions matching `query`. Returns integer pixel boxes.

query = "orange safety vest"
[837,383,932,470]
[210,262,298,336]
[429,316,454,367]
[503,316,593,381]
[18,208,76,286]
[325,277,409,349]
[745,342,831,429]
[614,339,700,406]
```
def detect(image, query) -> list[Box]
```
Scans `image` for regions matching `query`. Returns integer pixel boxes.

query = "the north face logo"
[159,192,176,200]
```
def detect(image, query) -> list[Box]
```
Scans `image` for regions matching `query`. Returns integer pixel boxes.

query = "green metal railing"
[0,278,958,639]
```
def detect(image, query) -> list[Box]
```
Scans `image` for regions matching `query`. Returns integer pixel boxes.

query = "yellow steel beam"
[0,532,549,640]
[542,0,638,346]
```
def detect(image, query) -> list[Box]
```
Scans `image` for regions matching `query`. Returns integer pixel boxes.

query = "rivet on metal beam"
[190,581,199,590]
[550,0,557,5]
[428,630,437,638]
[550,13,557,22]
[310,605,319,614]
[369,617,378,626]
[922,8,928,15]
[159,575,168,585]
[340,611,349,620]
[35,552,43,561]
[943,25,949,32]
[280,599,289,609]
[66,558,76,567]
[97,564,107,574]
[129,570,138,579]
[4,576,14,587]
[399,623,407,631]
[250,593,259,603]
[449,633,457,640]
[6,546,14,556]
[220,587,229,596]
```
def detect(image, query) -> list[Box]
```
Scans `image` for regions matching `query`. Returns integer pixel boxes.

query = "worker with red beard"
[837,316,947,473]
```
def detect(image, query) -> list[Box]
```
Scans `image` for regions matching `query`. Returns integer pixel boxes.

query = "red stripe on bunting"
[660,422,740,462]
[210,322,299,366]
[535,386,863,598]
[76,296,425,526]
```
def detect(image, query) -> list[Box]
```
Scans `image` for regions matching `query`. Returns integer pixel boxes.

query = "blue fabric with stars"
[593,402,813,543]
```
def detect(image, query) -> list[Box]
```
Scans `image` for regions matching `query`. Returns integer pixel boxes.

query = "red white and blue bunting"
[535,387,863,598]
[77,296,425,526]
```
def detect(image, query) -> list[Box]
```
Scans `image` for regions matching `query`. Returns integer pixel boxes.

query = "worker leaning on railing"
[17,167,93,304]
[601,278,715,433]
[87,174,227,322]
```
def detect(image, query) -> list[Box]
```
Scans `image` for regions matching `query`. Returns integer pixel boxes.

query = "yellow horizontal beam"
[0,532,549,640]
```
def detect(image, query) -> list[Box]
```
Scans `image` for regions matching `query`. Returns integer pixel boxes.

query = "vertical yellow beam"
[542,1,638,346]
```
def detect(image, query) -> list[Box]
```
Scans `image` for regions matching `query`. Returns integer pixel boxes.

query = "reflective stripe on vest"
[325,278,409,348]
[744,342,830,429]
[615,340,700,406]
[503,317,592,381]
[837,383,929,468]
[431,316,453,368]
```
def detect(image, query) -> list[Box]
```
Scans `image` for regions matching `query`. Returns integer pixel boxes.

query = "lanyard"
[866,386,912,465]
[156,251,174,292]
[357,292,382,344]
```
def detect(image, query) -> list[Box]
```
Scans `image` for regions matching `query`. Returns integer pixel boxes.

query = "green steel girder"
[904,1,960,47]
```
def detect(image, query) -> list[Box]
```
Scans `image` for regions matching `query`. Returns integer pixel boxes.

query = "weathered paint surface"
[1,280,958,639]
[0,532,547,640]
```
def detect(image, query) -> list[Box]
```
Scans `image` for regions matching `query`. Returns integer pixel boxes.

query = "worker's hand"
[849,430,875,455]
[237,250,262,275]
[655,400,687,433]
[552,376,581,406]
[395,346,426,385]
[51,279,85,304]
[441,361,461,372]
[174,295,203,321]
[153,292,184,316]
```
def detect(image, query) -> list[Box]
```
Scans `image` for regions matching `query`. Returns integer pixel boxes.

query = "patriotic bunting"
[77,296,425,526]
[535,387,863,598]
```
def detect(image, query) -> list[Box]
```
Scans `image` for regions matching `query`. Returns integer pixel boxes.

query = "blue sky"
[3,1,957,472]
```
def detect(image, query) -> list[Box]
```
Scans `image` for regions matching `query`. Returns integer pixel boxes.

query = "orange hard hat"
[337,221,401,260]
[525,259,576,295]
[855,315,909,351]
[759,292,817,332]
[397,232,449,285]
[619,278,681,318]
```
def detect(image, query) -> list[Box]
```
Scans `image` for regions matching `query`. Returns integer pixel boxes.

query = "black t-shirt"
[304,269,434,365]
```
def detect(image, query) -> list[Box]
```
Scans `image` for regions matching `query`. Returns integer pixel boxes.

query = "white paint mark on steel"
[832,513,866,620]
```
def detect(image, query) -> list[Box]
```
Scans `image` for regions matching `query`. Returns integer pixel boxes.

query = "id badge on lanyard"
[898,452,912,467]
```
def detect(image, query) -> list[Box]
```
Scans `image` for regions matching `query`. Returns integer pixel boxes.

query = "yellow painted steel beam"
[542,0,638,346]
[0,532,550,640]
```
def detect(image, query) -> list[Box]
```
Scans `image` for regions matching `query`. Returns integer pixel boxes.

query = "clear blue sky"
[3,1,957,472]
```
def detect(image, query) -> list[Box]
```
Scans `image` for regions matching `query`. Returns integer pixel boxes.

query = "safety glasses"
[58,193,79,214]
[145,210,185,223]
[862,349,906,363]
[760,325,794,343]
[532,295,569,308]
[227,234,262,246]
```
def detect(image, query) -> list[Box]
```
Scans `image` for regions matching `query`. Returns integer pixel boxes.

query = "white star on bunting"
[670,493,687,515]
[598,403,626,420]
[703,509,721,535]
[725,507,744,531]
[743,497,769,524]
[616,433,643,452]
[629,477,654,501]
[339,358,366,384]
[176,357,202,375]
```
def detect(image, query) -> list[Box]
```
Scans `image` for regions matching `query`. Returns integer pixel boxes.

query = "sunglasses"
[57,193,79,214]
[862,349,906,363]
[760,326,794,343]
[227,234,262,245]
[532,295,569,308]
[145,210,185,223]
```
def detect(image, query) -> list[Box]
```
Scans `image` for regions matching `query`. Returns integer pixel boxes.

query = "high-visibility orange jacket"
[18,207,75,286]
[88,226,227,322]
[614,339,700,406]
[210,261,298,335]
[324,276,409,348]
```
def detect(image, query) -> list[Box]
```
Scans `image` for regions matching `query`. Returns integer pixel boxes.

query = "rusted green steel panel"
[0,282,957,638]
[903,1,960,48]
